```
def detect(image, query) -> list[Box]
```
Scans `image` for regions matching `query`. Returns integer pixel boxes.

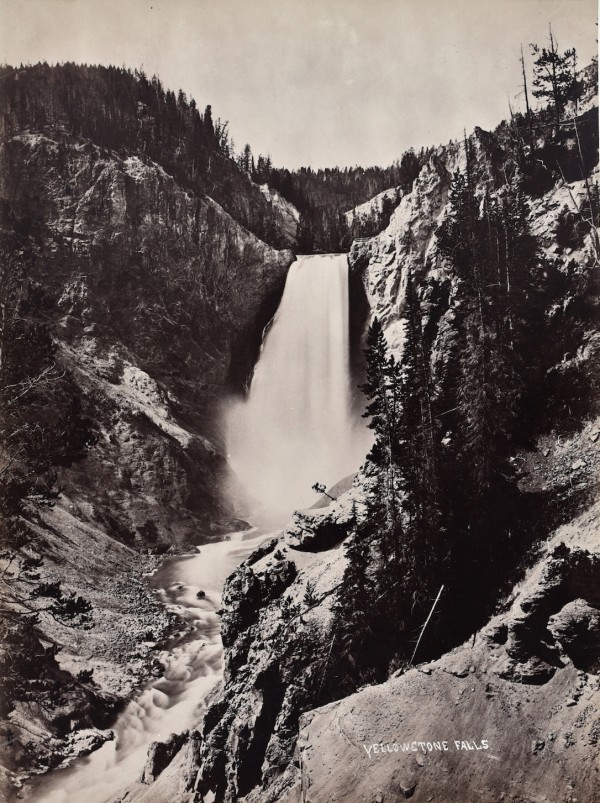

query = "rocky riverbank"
[4,517,178,798]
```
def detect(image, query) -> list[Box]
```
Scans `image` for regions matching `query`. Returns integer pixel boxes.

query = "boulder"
[140,731,189,784]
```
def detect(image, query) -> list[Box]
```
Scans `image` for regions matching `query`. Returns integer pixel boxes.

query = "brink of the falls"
[225,253,371,524]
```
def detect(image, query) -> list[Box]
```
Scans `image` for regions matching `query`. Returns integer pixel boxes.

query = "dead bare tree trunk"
[410,584,444,665]
[521,44,533,143]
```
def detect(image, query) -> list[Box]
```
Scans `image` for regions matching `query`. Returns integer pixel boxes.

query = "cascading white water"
[28,530,270,803]
[225,253,370,523]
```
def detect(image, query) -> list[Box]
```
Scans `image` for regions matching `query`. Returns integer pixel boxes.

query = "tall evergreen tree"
[360,318,400,543]
[238,143,253,174]
[203,103,214,137]
[332,503,377,690]
[530,26,577,132]
[396,271,439,582]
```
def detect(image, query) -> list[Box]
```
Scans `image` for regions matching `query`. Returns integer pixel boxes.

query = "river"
[29,529,270,803]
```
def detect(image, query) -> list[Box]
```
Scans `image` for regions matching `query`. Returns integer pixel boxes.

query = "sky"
[0,0,597,169]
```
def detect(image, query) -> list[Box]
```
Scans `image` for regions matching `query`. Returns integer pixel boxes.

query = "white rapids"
[29,530,269,803]
[225,253,370,523]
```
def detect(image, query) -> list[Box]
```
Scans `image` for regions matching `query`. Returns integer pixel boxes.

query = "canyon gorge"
[0,55,599,803]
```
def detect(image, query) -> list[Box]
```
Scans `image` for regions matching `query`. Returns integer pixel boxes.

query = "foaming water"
[28,530,269,803]
[225,254,370,523]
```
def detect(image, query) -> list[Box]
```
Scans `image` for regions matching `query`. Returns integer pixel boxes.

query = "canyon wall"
[0,128,294,789]
[2,62,599,803]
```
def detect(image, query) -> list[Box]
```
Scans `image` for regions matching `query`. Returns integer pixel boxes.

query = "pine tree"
[530,26,576,133]
[239,143,253,174]
[333,504,375,673]
[396,271,439,577]
[203,104,214,138]
[360,318,400,542]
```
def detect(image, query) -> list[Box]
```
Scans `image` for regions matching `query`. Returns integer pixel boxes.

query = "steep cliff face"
[344,186,402,227]
[1,130,294,540]
[349,131,598,368]
[0,129,294,788]
[258,184,300,247]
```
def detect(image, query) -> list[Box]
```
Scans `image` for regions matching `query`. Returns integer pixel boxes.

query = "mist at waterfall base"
[225,254,371,525]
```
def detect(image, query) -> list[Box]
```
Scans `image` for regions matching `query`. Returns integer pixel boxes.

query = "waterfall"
[225,253,370,523]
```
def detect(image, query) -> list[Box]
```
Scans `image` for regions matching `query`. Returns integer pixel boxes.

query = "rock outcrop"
[258,184,300,247]
[344,186,402,227]
[140,731,190,785]
[291,498,600,803]
[191,500,356,802]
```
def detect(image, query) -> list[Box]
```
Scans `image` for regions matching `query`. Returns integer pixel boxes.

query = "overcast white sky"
[0,0,597,169]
